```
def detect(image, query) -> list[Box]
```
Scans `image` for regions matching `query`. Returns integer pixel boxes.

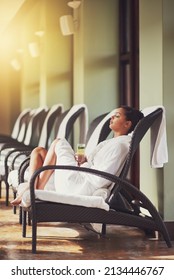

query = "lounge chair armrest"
[3,148,31,175]
[18,156,31,183]
[10,150,32,170]
[29,165,122,204]
[0,142,25,153]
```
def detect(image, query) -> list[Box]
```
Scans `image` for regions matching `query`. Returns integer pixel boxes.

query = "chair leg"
[0,180,2,198]
[13,205,17,214]
[13,192,17,214]
[5,180,10,206]
[19,206,22,224]
[32,220,37,254]
[160,225,172,248]
[5,181,9,206]
[144,228,156,238]
[22,210,27,238]
[28,212,31,226]
[101,224,106,236]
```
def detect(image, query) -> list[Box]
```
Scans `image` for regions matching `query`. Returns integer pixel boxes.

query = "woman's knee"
[49,138,60,150]
[31,146,47,158]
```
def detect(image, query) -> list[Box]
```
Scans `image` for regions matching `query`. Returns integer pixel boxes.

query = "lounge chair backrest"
[121,108,163,180]
[23,107,48,147]
[11,108,31,140]
[56,104,88,143]
[51,110,68,143]
[108,108,163,205]
[16,109,36,143]
[85,110,115,156]
[38,104,63,149]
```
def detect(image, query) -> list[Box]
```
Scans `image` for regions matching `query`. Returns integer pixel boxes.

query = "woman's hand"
[75,153,87,166]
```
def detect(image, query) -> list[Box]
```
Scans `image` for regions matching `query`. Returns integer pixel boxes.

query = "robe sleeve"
[82,137,130,190]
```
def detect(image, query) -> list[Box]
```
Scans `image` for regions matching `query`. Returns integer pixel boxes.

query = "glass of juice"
[76,143,85,165]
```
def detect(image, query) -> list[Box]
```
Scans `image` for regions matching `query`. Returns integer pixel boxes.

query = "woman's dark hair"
[121,105,144,133]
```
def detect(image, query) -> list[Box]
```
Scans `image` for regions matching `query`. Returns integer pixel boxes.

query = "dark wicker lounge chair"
[6,104,63,213]
[6,104,89,212]
[0,108,31,144]
[17,109,114,227]
[0,107,48,205]
[0,108,31,198]
[21,108,172,253]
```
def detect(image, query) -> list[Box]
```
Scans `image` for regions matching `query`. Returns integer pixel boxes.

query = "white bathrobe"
[17,135,131,210]
[53,136,131,196]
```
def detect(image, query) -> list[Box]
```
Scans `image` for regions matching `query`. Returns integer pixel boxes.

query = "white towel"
[142,105,168,168]
[21,189,109,211]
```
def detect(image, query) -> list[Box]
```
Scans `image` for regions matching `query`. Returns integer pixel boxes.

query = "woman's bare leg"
[11,139,59,205]
[33,139,59,189]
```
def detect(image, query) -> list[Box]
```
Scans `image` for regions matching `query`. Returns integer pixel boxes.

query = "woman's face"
[109,107,131,135]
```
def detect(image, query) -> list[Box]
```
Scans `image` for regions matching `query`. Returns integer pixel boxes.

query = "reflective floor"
[0,184,174,260]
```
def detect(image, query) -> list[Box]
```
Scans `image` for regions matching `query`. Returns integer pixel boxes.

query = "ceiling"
[0,0,26,34]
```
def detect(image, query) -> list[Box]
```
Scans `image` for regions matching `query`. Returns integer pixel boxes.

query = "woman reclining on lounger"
[11,106,144,206]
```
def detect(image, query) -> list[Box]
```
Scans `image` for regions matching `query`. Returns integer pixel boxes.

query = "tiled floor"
[0,184,174,260]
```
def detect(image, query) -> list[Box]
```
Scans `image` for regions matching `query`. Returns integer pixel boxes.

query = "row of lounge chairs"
[0,104,172,253]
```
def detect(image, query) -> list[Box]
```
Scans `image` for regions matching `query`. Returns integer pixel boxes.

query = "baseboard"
[165,221,174,240]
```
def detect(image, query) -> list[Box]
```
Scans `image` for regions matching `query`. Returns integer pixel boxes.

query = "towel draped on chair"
[142,105,168,168]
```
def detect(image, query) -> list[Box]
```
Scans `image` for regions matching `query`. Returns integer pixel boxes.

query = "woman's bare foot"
[10,197,22,206]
